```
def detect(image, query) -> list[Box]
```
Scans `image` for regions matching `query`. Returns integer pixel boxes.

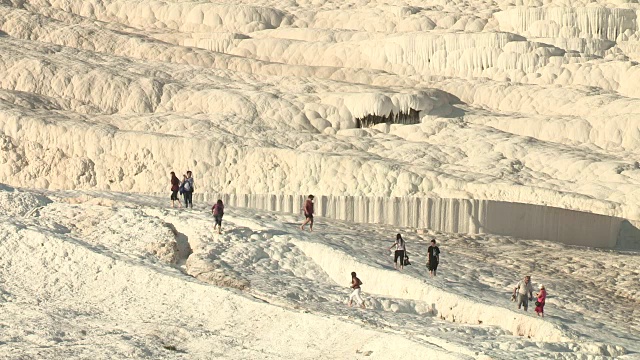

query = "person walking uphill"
[347,272,365,309]
[183,171,195,208]
[388,233,406,271]
[169,171,182,208]
[212,199,224,234]
[513,275,534,311]
[535,284,547,317]
[427,239,440,277]
[300,194,314,232]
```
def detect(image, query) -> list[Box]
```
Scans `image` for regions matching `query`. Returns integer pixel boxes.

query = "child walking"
[212,199,224,234]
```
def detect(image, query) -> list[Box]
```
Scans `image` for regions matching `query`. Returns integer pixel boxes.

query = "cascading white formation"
[191,193,625,248]
[0,0,640,240]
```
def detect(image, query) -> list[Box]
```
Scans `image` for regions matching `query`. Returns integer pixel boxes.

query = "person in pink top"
[300,194,315,232]
[535,284,547,317]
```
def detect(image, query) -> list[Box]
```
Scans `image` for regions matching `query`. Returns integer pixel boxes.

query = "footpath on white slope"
[0,186,635,359]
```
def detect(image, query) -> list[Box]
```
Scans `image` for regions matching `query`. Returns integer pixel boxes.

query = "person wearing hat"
[535,284,547,317]
[300,194,315,232]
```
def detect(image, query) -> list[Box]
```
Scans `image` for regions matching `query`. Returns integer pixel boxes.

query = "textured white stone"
[0,0,639,355]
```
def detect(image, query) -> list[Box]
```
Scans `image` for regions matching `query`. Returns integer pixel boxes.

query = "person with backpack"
[183,170,194,208]
[427,239,440,277]
[300,194,314,232]
[169,171,182,208]
[388,233,406,270]
[347,272,365,309]
[212,199,224,234]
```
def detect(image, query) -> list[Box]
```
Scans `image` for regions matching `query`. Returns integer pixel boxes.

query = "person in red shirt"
[169,171,182,208]
[535,285,547,317]
[300,194,315,232]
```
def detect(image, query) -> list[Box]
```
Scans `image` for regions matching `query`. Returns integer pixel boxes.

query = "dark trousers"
[184,191,193,208]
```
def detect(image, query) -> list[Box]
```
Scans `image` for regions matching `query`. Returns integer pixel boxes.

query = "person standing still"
[427,239,440,277]
[179,174,187,206]
[183,170,195,208]
[169,171,182,208]
[347,272,365,309]
[300,194,314,231]
[513,275,534,311]
[388,233,406,270]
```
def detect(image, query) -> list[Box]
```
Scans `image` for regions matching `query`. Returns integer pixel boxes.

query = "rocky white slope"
[1,0,640,220]
[0,185,638,359]
[1,0,640,357]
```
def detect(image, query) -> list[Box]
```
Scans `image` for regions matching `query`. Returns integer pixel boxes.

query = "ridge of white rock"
[0,218,465,359]
[293,240,568,341]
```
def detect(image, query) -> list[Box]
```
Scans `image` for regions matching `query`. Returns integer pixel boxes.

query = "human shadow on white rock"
[164,222,192,264]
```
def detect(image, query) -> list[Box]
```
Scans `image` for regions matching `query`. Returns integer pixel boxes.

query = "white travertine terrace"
[1,0,640,357]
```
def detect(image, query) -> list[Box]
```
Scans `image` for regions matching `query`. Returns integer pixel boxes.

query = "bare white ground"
[0,187,637,359]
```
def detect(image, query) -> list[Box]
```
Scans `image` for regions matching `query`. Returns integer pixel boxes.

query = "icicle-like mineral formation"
[356,109,420,128]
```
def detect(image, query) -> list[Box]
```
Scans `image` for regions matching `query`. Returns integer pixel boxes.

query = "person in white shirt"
[388,233,406,270]
[513,275,534,311]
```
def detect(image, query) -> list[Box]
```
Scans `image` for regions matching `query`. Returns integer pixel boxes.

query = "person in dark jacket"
[170,171,182,208]
[427,239,440,277]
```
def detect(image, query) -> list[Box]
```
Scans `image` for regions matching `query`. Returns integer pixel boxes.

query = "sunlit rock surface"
[1,0,640,357]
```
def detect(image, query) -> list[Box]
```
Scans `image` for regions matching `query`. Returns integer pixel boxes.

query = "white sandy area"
[0,185,637,359]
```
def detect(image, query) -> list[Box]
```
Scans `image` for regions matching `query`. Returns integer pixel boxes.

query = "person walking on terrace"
[427,239,440,277]
[535,284,547,317]
[169,171,182,208]
[388,233,406,271]
[347,272,365,309]
[183,170,195,209]
[212,199,225,234]
[513,275,534,311]
[300,194,314,232]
